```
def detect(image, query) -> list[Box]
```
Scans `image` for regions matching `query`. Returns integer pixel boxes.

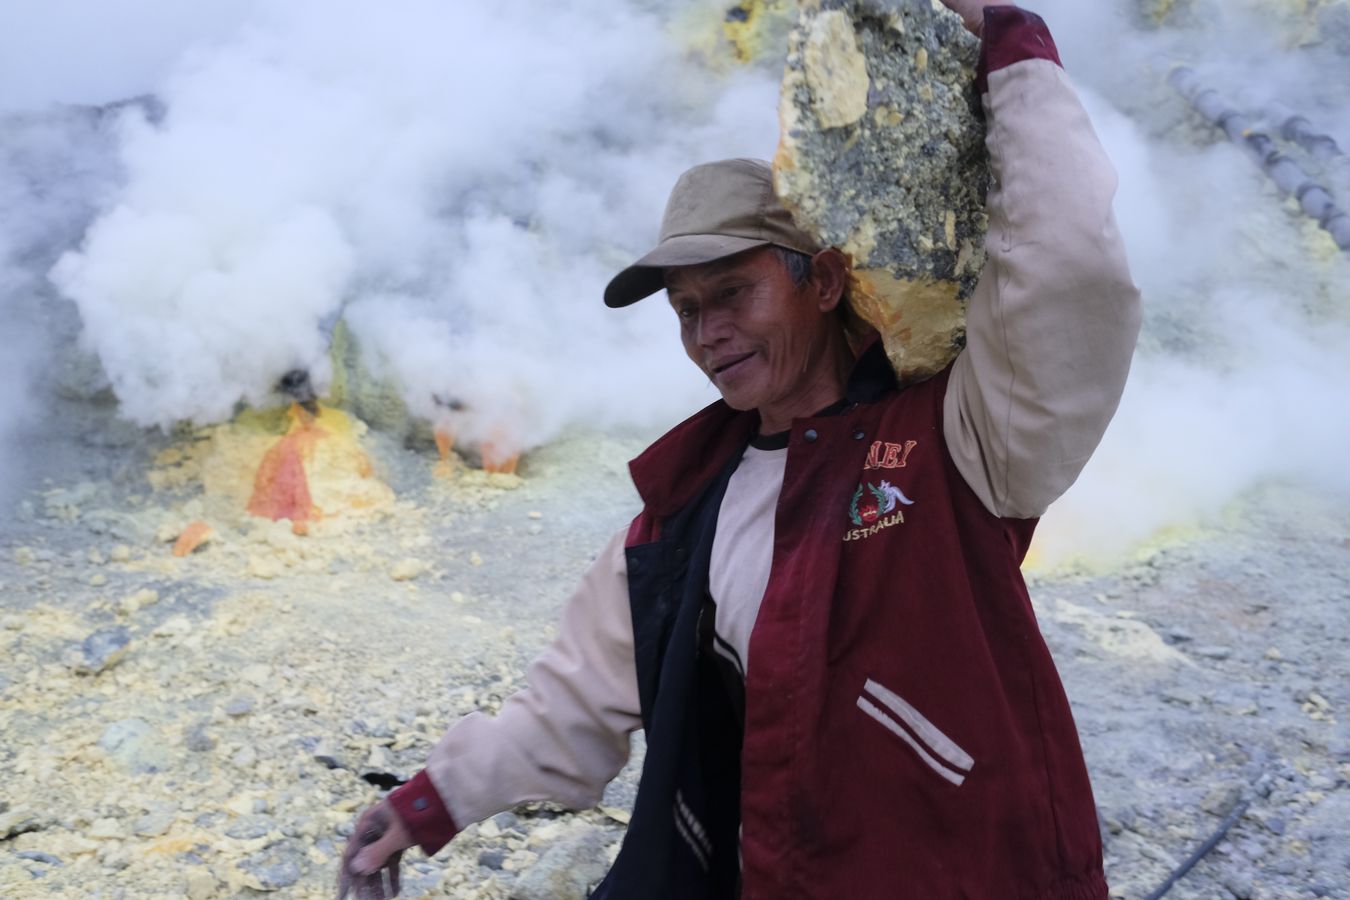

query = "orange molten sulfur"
[434,427,519,475]
[172,520,213,557]
[248,405,325,533]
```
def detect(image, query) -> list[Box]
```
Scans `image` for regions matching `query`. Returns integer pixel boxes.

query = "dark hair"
[773,245,861,340]
[771,245,814,287]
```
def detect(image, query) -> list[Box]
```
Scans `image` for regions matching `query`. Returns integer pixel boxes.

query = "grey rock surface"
[238,844,304,891]
[508,825,618,900]
[776,0,986,380]
[96,718,171,774]
[68,626,131,675]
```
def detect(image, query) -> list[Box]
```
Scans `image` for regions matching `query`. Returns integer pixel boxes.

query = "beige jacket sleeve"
[944,58,1142,519]
[423,528,641,827]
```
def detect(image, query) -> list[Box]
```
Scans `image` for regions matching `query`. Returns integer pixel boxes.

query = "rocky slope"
[1,403,1346,899]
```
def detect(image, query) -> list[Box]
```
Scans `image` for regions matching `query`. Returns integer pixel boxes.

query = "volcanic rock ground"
[0,398,1347,899]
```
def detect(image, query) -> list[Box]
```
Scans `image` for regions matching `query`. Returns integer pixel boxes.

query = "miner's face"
[665,247,840,421]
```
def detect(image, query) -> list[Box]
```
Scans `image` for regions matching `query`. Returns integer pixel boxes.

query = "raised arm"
[942,6,1142,519]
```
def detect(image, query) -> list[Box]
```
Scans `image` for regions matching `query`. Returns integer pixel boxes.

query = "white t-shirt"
[708,443,787,676]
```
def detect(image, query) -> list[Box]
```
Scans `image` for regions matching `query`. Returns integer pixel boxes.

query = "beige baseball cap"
[603,158,822,308]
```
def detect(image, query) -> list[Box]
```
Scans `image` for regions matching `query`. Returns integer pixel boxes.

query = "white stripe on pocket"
[863,679,974,772]
[857,679,974,787]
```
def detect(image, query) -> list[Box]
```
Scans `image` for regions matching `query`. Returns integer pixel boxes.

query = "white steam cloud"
[5,0,1347,564]
[1028,0,1350,566]
[0,103,125,507]
[44,0,778,448]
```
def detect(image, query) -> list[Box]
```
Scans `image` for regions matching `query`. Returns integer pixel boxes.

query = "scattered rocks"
[152,614,193,638]
[1160,687,1202,707]
[184,867,219,899]
[224,696,255,717]
[133,810,175,838]
[225,815,277,840]
[98,718,171,774]
[311,742,346,770]
[390,557,429,581]
[508,826,618,900]
[1200,784,1244,817]
[237,845,304,891]
[1193,645,1235,661]
[119,588,159,615]
[66,625,131,675]
[0,807,46,839]
[184,720,217,752]
[88,818,124,840]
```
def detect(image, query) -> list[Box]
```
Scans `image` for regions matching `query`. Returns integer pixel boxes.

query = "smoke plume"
[1028,0,1350,566]
[4,0,1347,564]
[43,0,779,449]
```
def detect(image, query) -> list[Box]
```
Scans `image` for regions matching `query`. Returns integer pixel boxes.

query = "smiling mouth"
[712,352,754,375]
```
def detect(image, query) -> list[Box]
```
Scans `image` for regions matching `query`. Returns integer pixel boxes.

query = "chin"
[711,382,764,413]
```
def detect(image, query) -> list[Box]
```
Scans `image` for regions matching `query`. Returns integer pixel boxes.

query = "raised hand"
[937,0,1012,36]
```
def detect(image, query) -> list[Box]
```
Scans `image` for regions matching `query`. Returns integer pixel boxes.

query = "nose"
[697,304,732,349]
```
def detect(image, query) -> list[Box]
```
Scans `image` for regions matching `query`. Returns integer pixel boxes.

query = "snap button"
[803,429,818,443]
[853,429,865,440]
[413,797,429,811]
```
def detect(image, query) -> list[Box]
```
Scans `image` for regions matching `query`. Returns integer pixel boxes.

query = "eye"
[676,305,697,320]
[719,285,742,300]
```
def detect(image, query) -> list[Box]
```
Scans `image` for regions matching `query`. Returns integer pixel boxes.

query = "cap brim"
[603,234,771,308]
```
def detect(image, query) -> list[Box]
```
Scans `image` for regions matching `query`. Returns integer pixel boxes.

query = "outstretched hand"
[938,0,1011,36]
[337,801,415,900]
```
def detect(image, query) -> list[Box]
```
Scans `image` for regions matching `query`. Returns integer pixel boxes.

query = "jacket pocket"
[856,678,974,787]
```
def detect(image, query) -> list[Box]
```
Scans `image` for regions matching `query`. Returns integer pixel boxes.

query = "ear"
[808,248,849,313]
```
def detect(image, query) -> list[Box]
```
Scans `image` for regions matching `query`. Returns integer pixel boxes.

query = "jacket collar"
[629,332,897,518]
[845,333,898,404]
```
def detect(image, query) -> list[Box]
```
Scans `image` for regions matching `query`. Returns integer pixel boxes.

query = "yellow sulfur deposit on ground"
[151,404,394,534]
[671,0,796,68]
[720,0,797,63]
[1146,0,1349,45]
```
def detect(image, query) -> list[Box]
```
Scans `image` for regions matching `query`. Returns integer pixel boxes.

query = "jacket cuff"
[388,769,459,856]
[975,7,1063,95]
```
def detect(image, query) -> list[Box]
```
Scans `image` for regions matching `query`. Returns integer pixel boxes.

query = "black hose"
[1141,793,1251,900]
[1265,101,1350,204]
[1169,66,1350,252]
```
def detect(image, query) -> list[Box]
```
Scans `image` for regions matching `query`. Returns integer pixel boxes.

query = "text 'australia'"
[845,511,906,542]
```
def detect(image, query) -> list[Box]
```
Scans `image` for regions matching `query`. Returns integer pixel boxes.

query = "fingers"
[360,867,399,900]
[352,829,401,874]
[338,804,410,898]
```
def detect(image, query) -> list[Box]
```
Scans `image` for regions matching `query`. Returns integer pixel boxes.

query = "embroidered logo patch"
[845,480,914,542]
[864,440,917,470]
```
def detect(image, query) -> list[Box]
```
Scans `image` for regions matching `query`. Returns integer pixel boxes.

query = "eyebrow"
[665,259,753,295]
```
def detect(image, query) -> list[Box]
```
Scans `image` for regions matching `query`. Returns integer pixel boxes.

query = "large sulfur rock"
[775,0,987,382]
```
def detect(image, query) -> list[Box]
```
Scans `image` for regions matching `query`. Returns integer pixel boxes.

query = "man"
[340,2,1141,897]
